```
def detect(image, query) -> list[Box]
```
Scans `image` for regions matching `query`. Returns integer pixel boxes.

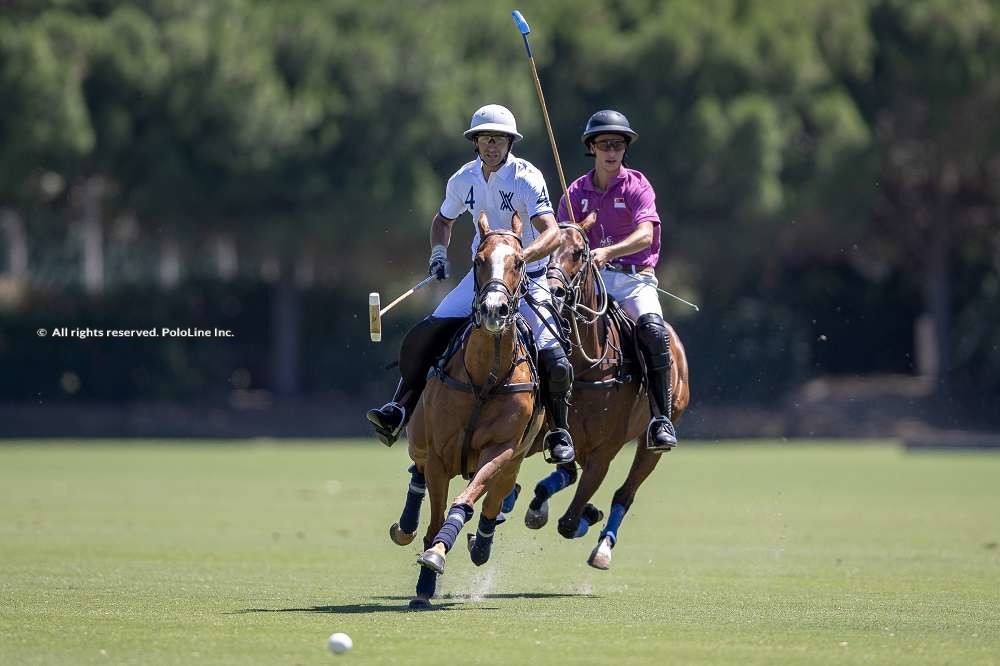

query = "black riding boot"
[367,379,419,447]
[366,316,467,447]
[636,313,678,452]
[539,347,575,464]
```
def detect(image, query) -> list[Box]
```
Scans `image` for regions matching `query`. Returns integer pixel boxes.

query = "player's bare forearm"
[602,221,654,261]
[430,213,455,249]
[524,213,559,264]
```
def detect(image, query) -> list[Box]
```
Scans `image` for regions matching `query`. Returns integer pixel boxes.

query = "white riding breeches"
[432,269,561,350]
[600,268,663,320]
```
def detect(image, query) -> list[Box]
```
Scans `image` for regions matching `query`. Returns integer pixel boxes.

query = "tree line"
[1,0,998,401]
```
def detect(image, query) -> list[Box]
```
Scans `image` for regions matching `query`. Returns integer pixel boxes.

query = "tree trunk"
[923,207,951,397]
[214,235,238,281]
[1,208,29,280]
[159,237,182,289]
[79,178,106,294]
[270,255,301,396]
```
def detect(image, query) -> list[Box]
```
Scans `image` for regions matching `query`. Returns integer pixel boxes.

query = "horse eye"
[572,249,584,261]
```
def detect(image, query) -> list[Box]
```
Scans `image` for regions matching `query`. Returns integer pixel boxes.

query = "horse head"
[473,210,525,335]
[546,211,597,314]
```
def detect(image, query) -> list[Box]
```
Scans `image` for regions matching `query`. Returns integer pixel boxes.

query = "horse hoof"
[408,597,432,609]
[389,522,417,546]
[587,536,614,570]
[524,500,548,529]
[417,548,446,574]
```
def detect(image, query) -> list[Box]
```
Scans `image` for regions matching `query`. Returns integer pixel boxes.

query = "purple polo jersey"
[557,168,662,268]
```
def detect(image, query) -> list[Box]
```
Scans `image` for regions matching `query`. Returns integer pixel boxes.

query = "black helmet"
[581,109,638,148]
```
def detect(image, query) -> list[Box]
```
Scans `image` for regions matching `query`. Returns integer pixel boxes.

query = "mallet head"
[369,292,381,342]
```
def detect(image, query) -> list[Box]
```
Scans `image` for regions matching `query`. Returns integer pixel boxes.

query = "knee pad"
[635,314,670,371]
[538,347,573,393]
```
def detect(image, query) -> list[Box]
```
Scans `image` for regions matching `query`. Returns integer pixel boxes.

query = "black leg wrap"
[434,503,474,553]
[557,514,580,540]
[415,565,438,599]
[611,488,636,512]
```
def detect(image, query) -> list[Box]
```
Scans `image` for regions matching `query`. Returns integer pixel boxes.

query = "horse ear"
[581,210,598,231]
[510,211,523,236]
[477,210,490,238]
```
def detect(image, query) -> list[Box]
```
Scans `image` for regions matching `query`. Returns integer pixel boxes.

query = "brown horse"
[394,211,546,608]
[520,213,690,569]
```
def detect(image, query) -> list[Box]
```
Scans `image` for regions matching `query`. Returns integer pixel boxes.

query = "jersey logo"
[465,186,475,210]
[614,197,626,209]
[536,186,550,209]
[499,190,515,213]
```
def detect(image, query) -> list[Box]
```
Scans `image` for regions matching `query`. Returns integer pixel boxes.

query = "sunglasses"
[476,133,511,146]
[593,139,628,152]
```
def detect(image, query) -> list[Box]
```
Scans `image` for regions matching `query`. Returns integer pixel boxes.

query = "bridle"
[546,222,610,365]
[547,223,609,321]
[472,229,526,332]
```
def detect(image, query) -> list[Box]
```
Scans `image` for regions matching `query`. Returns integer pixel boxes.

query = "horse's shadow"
[232,592,598,615]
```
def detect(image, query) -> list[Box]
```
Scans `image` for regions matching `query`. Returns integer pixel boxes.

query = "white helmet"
[463,104,523,142]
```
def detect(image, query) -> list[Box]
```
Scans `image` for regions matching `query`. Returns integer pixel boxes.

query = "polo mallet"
[512,10,575,225]
[605,265,701,311]
[369,275,435,342]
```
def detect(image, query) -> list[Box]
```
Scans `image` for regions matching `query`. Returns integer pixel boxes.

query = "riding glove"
[429,244,450,280]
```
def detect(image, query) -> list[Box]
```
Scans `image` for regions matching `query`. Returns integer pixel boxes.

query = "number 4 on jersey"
[465,186,475,210]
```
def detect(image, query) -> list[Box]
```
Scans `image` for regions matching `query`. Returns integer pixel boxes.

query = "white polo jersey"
[439,153,554,274]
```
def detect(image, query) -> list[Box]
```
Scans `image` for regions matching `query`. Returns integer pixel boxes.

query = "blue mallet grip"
[512,10,530,34]
[512,10,533,56]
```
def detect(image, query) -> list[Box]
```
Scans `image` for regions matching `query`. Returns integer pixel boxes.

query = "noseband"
[473,229,525,330]
[546,222,591,312]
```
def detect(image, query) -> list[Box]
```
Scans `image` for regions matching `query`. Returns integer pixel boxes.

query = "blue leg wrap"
[529,467,574,510]
[398,465,426,534]
[599,503,628,547]
[434,503,473,553]
[573,514,593,539]
[501,484,520,514]
[415,564,437,598]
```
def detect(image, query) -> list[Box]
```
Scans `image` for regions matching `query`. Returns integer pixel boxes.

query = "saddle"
[573,297,648,394]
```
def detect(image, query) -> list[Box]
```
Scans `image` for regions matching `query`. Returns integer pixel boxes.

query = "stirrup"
[542,428,575,464]
[645,416,677,452]
[366,402,406,447]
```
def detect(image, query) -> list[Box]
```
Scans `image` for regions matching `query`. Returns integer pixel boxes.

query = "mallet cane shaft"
[512,10,575,225]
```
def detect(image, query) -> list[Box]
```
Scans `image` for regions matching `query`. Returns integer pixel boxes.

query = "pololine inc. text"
[48,328,234,339]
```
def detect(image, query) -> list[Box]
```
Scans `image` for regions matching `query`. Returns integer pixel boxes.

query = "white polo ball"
[327,632,353,655]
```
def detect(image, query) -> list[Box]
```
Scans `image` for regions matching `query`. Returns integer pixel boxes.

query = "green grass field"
[2,440,998,665]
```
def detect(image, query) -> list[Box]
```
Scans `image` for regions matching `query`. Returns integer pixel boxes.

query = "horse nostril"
[497,303,510,318]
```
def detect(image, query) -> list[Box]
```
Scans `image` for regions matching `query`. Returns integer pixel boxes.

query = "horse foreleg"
[419,446,515,575]
[412,453,449,608]
[390,464,424,546]
[557,456,611,540]
[468,459,522,566]
[589,434,664,570]
[524,462,577,530]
